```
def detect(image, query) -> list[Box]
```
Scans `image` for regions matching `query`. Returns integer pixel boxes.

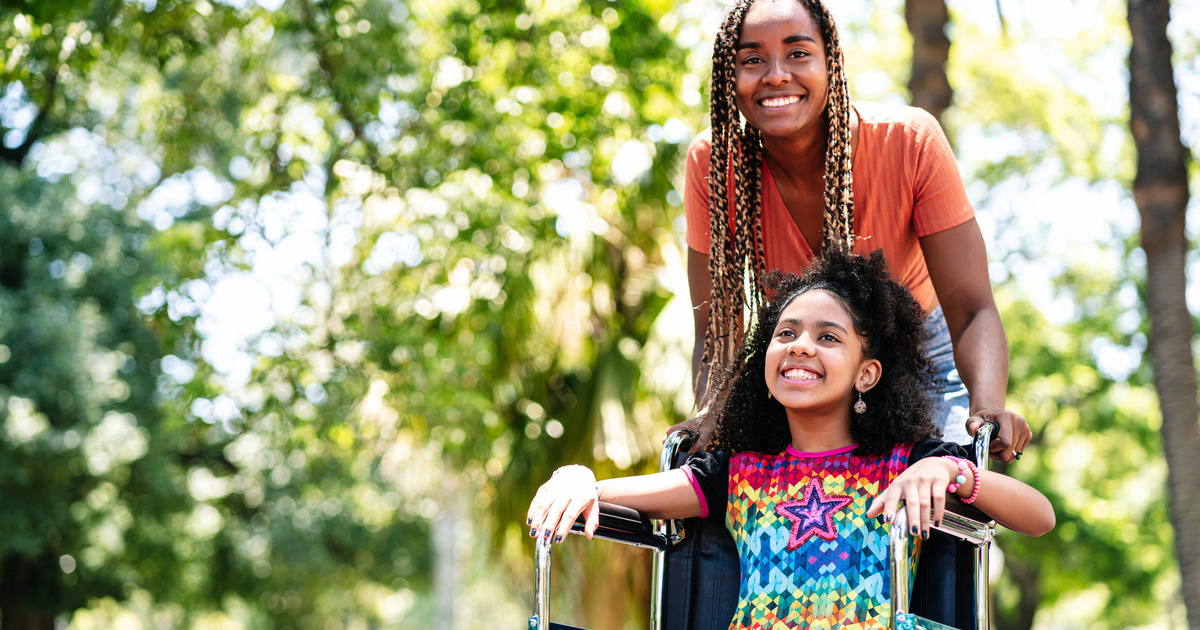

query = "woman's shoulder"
[853,101,943,138]
[687,128,714,158]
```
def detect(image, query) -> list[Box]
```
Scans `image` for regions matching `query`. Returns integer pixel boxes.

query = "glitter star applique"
[775,479,853,551]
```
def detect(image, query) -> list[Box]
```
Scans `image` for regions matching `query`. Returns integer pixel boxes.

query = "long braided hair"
[701,0,856,379]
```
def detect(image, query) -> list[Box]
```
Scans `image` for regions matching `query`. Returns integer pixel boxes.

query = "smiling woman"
[679,0,1032,462]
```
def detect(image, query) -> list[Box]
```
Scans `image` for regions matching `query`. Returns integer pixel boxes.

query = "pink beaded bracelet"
[941,456,980,503]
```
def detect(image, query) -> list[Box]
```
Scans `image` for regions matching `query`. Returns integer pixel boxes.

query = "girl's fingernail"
[543,529,552,539]
[934,519,941,528]
[910,526,918,536]
[554,535,563,544]
[529,527,536,537]
[885,514,893,523]
[527,517,532,525]
[922,529,929,540]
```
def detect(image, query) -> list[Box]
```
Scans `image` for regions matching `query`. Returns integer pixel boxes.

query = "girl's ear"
[855,359,882,393]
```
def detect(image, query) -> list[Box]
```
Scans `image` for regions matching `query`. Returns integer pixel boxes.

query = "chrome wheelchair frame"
[531,424,998,630]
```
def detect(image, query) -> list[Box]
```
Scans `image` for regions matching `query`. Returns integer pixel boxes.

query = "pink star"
[775,480,853,550]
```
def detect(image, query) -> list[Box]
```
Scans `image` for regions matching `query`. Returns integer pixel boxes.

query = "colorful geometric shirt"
[682,440,968,630]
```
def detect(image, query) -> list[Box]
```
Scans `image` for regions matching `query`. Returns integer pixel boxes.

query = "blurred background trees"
[0,0,1195,629]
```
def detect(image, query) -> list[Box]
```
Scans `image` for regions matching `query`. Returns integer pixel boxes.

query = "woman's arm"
[919,219,1032,462]
[665,247,717,450]
[689,246,713,393]
[662,246,716,450]
[526,466,702,544]
[866,457,1055,538]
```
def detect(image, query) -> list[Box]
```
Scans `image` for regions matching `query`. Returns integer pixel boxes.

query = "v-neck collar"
[760,105,865,257]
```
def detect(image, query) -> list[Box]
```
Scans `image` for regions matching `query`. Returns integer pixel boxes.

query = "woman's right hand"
[664,417,711,452]
[526,465,600,544]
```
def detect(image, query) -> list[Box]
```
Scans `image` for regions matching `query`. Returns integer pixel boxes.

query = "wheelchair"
[529,423,999,630]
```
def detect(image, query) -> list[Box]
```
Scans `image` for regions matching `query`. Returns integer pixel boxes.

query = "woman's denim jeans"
[923,305,971,445]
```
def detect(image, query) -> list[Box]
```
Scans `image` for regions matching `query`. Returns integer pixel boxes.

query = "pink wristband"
[962,460,981,504]
[941,456,979,502]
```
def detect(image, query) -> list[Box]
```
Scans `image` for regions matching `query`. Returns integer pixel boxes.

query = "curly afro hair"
[703,251,941,456]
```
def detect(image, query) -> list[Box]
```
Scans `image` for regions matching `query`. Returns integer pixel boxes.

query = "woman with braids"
[528,253,1054,629]
[680,0,1031,461]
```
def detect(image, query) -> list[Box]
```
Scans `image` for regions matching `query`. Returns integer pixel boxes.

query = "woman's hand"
[526,465,600,544]
[664,417,712,452]
[866,457,965,539]
[967,407,1031,463]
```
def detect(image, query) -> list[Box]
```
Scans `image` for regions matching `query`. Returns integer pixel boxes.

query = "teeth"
[760,95,800,108]
[783,368,819,380]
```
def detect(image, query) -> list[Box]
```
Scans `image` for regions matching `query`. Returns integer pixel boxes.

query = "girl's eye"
[819,332,838,342]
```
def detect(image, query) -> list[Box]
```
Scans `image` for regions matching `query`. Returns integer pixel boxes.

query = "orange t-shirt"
[684,102,974,312]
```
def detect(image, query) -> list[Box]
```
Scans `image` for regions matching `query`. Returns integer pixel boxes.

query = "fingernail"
[554,535,563,544]
[934,519,941,528]
[527,517,532,525]
[543,529,553,539]
[910,525,918,536]
[529,527,536,537]
[885,514,893,523]
[1015,451,1023,460]
[922,529,929,540]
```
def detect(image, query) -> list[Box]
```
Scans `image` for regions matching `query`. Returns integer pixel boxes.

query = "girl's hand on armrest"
[526,465,600,544]
[866,458,1056,538]
[866,457,959,539]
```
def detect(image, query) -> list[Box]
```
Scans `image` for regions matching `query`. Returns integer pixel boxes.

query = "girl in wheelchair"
[527,252,1053,629]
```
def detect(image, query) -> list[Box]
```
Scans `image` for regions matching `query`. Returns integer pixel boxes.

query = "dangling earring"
[767,389,773,400]
[854,391,867,415]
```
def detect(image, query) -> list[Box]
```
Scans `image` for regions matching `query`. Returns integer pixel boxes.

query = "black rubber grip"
[570,502,666,550]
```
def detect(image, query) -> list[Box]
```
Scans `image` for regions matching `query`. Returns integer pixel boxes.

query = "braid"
[810,1,856,255]
[702,0,856,375]
[700,1,753,378]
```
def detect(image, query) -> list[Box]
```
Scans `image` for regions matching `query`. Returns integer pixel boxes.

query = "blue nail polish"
[554,535,563,544]
[885,514,893,523]
[910,525,918,536]
[542,529,552,539]
[529,527,536,537]
[527,517,532,525]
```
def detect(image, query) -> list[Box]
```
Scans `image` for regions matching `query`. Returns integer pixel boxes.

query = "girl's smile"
[765,289,879,431]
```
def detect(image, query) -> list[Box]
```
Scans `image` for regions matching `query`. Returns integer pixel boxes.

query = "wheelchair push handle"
[890,420,999,630]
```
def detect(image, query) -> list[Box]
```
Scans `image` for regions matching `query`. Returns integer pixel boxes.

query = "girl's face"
[734,0,830,142]
[764,289,879,419]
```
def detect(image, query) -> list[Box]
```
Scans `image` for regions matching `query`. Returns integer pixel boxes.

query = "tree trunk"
[1128,1,1200,628]
[905,0,953,122]
[432,476,462,630]
[992,555,1040,630]
[0,556,56,630]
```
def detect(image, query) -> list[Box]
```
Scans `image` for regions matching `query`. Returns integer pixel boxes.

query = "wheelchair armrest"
[943,494,989,524]
[557,429,695,553]
[569,502,667,551]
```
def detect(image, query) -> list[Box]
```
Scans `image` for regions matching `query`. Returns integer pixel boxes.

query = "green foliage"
[4,0,700,626]
[993,253,1171,627]
[0,159,205,622]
